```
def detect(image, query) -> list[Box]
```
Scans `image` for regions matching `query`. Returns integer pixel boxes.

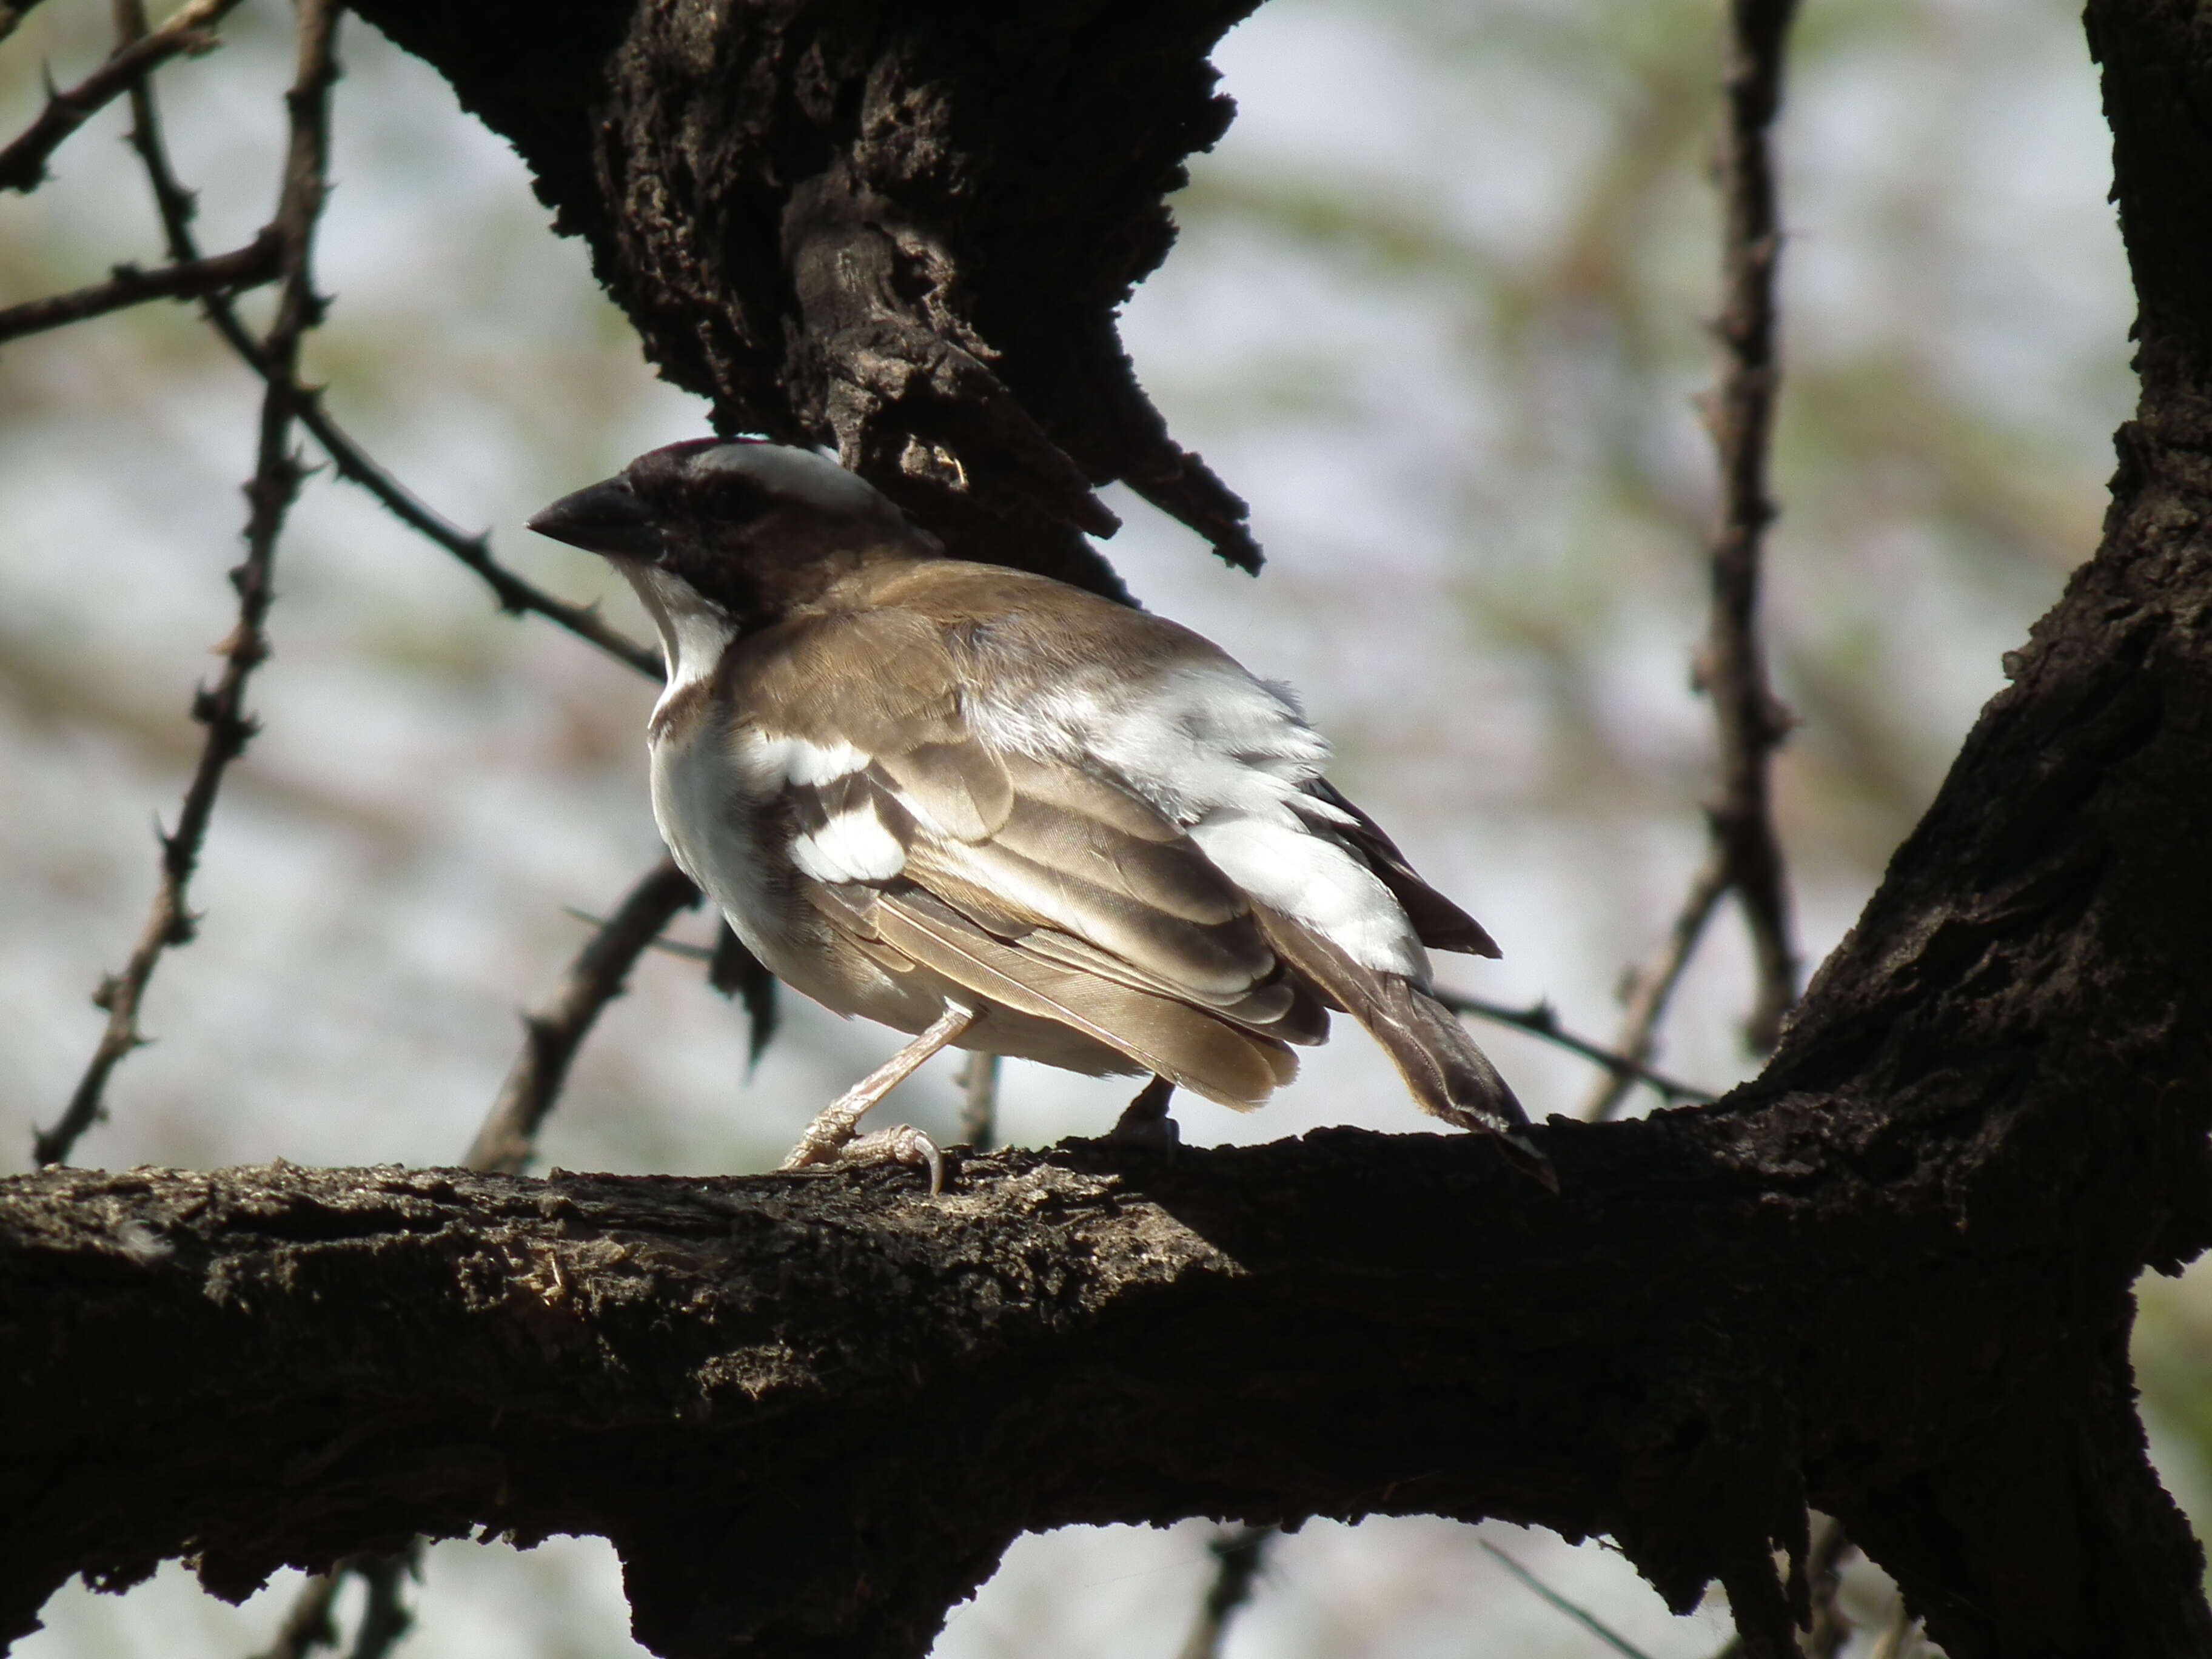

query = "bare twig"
[1174,1525,1275,1659]
[248,1568,340,1659]
[248,1546,417,1659]
[119,40,663,681]
[1588,0,1803,1116]
[464,859,703,1175]
[35,0,341,1170]
[0,0,246,192]
[0,231,278,343]
[341,1548,417,1659]
[1583,843,1729,1119]
[1435,989,1711,1107]
[1701,0,1803,1051]
[1480,1541,1657,1659]
[957,1051,999,1150]
[563,908,782,1078]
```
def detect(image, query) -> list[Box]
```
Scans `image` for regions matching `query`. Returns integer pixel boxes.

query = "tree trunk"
[8,1,2212,1655]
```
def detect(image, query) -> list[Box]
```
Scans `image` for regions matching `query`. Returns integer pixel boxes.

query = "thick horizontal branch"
[5,954,2208,1659]
[0,232,278,344]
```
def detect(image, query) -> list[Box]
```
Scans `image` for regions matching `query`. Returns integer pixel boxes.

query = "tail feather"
[1253,902,1555,1190]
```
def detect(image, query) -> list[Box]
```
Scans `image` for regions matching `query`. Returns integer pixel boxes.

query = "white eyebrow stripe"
[791,804,907,884]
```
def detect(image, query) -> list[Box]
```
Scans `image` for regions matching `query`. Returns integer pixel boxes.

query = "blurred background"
[0,0,2182,1654]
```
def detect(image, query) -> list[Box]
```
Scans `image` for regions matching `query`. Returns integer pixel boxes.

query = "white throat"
[624,565,739,722]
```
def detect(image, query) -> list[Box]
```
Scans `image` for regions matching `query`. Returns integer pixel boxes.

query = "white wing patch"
[970,657,1427,979]
[791,805,907,883]
[785,738,869,786]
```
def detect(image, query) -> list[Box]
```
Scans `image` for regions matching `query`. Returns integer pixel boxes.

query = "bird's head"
[528,439,936,632]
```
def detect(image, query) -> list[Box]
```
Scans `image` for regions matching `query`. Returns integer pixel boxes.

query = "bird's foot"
[780,1121,946,1196]
[1105,1075,1179,1155]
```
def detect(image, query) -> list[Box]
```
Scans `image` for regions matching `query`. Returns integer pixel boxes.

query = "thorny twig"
[1587,0,1803,1118]
[0,0,246,192]
[0,231,279,343]
[463,859,703,1175]
[1174,1525,1275,1659]
[35,0,341,1169]
[1435,989,1711,1107]
[118,35,663,681]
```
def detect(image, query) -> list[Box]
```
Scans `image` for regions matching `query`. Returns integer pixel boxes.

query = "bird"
[528,438,1550,1192]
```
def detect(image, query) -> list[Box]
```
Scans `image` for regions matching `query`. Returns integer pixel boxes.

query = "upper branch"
[120,47,663,680]
[0,0,247,192]
[0,232,279,344]
[464,859,702,1175]
[349,0,1262,594]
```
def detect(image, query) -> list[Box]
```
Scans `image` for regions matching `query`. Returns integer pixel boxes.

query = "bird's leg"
[780,1002,977,1194]
[1107,1074,1179,1153]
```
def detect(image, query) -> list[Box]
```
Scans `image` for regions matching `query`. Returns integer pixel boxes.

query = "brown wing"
[729,605,1329,1107]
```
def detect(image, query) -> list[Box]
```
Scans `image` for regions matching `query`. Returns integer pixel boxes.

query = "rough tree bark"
[7,1,2212,1657]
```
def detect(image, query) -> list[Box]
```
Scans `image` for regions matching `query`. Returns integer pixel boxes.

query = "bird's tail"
[1253,903,1555,1190]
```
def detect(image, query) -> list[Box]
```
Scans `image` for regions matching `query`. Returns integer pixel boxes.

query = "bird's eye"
[711,478,773,526]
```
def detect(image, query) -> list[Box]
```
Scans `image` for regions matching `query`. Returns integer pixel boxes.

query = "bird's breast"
[648,711,799,962]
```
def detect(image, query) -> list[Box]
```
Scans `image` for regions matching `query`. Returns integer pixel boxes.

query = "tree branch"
[956,1052,999,1151]
[1175,1526,1273,1659]
[116,45,664,682]
[35,0,340,1169]
[0,0,246,192]
[1589,0,1805,1117]
[1698,0,1803,1053]
[16,5,2212,1658]
[1434,990,1712,1109]
[352,0,1264,597]
[464,859,702,1176]
[1584,845,1730,1119]
[0,232,279,343]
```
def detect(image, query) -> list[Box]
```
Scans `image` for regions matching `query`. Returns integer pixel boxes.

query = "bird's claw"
[783,1122,946,1195]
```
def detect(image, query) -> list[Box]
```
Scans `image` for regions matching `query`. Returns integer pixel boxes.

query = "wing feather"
[1298,779,1501,958]
[836,883,1296,1107]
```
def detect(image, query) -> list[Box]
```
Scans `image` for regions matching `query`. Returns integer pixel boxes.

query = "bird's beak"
[526,476,663,561]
